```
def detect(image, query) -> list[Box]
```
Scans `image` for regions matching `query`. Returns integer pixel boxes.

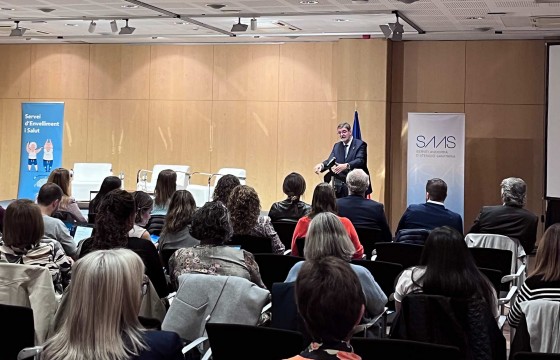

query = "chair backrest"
[469,248,512,292]
[254,254,304,290]
[51,210,82,225]
[477,267,502,295]
[351,338,462,360]
[146,215,166,237]
[374,242,424,269]
[519,300,560,354]
[213,168,247,186]
[395,228,431,246]
[0,304,35,360]
[465,233,525,275]
[296,237,305,257]
[271,220,298,250]
[355,227,384,260]
[230,235,273,254]
[150,164,191,189]
[351,260,403,311]
[206,323,305,360]
[72,163,112,182]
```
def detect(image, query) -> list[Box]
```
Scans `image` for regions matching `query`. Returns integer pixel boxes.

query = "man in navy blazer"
[337,169,392,242]
[396,178,463,234]
[314,122,370,198]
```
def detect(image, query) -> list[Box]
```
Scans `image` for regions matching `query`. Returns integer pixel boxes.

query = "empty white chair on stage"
[187,168,247,207]
[71,163,113,201]
[136,165,191,193]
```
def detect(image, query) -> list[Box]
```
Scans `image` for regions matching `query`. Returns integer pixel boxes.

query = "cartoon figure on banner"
[26,141,43,171]
[43,139,54,172]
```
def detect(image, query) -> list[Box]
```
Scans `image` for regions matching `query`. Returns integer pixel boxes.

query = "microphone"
[322,157,336,173]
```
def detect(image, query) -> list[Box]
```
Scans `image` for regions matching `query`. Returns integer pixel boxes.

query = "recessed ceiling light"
[300,0,319,4]
[121,4,139,8]
[65,23,78,27]
[1,8,15,11]
[334,18,350,22]
[38,8,55,13]
[152,36,158,39]
[466,16,485,20]
[206,4,226,9]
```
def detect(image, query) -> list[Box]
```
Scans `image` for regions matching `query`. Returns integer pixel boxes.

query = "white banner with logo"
[407,113,465,220]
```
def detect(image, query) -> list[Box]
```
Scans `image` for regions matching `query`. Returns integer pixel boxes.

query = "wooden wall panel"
[87,100,149,190]
[89,45,151,100]
[149,45,213,101]
[337,39,389,101]
[210,101,278,208]
[279,43,336,102]
[277,102,338,205]
[30,45,90,99]
[213,45,280,101]
[0,45,31,99]
[392,41,466,104]
[0,99,23,199]
[465,40,546,105]
[147,100,212,185]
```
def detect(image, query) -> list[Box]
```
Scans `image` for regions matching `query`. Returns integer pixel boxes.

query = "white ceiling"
[0,0,559,43]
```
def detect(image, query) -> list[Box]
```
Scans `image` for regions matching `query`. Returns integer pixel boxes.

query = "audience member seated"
[287,257,365,360]
[169,201,265,289]
[129,191,153,241]
[79,189,169,298]
[394,226,497,317]
[337,169,392,242]
[291,183,364,259]
[88,175,122,221]
[396,178,463,235]
[0,199,71,293]
[37,183,78,259]
[42,249,183,360]
[151,169,177,216]
[48,167,87,223]
[159,190,199,252]
[469,177,538,254]
[508,223,560,327]
[285,212,387,320]
[212,174,240,205]
[268,172,311,222]
[228,185,285,254]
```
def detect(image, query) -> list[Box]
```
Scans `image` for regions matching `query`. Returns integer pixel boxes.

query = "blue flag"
[352,110,362,140]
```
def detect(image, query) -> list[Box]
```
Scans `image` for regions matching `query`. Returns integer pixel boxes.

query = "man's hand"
[331,163,348,174]
[314,163,323,174]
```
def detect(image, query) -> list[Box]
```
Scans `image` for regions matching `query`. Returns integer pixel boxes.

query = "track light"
[250,18,257,31]
[119,19,135,35]
[88,21,96,33]
[380,15,404,41]
[231,18,248,32]
[110,20,118,33]
[10,21,26,36]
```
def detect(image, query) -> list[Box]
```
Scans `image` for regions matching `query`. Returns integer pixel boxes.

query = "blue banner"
[352,110,362,140]
[17,102,65,200]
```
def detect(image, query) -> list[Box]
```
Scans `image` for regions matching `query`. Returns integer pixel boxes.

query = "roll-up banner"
[407,113,465,220]
[17,102,65,200]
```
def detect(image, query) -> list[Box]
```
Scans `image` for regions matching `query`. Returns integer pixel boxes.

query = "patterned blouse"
[0,238,72,293]
[287,342,361,360]
[169,245,266,289]
[237,215,285,254]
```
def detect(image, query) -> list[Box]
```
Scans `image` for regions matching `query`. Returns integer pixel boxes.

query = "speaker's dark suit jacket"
[322,138,371,196]
[396,202,464,235]
[337,195,392,242]
[468,205,538,254]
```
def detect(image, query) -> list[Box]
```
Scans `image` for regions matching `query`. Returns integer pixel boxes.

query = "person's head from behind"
[93,189,136,249]
[163,190,197,235]
[305,212,354,262]
[47,168,71,197]
[43,249,147,360]
[296,256,364,343]
[228,185,260,235]
[532,223,560,281]
[500,177,527,207]
[213,174,241,205]
[425,178,447,202]
[98,176,122,196]
[346,169,370,196]
[282,172,306,202]
[154,169,177,207]
[2,199,44,250]
[37,183,63,213]
[310,183,337,218]
[191,201,232,246]
[132,191,153,227]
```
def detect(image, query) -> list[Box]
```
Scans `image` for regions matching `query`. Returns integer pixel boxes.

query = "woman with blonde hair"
[152,169,177,215]
[48,167,87,223]
[42,249,183,360]
[508,223,560,327]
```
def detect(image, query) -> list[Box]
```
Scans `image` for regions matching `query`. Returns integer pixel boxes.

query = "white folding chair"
[71,163,113,202]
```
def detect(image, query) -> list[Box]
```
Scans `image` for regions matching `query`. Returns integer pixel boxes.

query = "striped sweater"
[507,275,560,327]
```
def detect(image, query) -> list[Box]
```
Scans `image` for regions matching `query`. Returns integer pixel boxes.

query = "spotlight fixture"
[250,18,257,31]
[10,21,26,36]
[231,18,248,32]
[380,14,404,41]
[88,20,96,33]
[119,19,135,34]
[110,20,118,33]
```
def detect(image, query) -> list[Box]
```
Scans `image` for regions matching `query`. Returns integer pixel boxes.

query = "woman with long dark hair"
[88,176,122,220]
[159,190,200,251]
[152,169,177,215]
[268,172,310,222]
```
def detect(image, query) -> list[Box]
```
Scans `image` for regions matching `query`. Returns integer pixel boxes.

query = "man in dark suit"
[337,169,392,242]
[469,177,538,254]
[396,178,463,234]
[314,122,370,198]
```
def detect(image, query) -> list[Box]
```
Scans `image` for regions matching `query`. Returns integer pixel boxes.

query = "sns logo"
[416,135,456,149]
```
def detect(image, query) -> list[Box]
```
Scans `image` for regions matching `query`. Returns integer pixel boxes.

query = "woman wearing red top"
[291,183,364,259]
